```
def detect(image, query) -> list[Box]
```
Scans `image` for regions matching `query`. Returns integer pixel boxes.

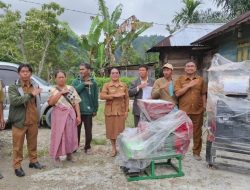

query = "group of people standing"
[0,60,206,178]
[129,61,206,161]
[0,63,129,178]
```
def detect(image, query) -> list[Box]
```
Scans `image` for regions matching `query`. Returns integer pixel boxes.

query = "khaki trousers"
[12,125,38,169]
[188,113,203,156]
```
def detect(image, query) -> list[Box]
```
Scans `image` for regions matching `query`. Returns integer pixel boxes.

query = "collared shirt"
[151,77,177,104]
[100,81,129,116]
[22,82,38,125]
[174,75,207,114]
[140,77,148,84]
[136,77,148,92]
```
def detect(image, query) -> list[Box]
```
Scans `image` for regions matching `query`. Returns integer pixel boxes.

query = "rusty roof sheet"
[192,11,250,45]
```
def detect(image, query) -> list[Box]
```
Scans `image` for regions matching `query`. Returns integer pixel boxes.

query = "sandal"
[207,164,216,170]
[53,159,63,168]
[66,154,77,162]
[111,150,117,157]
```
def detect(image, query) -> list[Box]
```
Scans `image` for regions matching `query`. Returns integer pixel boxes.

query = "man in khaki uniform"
[8,64,45,177]
[0,80,5,179]
[174,61,206,161]
[152,63,177,105]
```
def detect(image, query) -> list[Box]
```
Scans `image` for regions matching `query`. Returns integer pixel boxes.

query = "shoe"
[29,162,46,169]
[207,164,216,170]
[15,167,25,177]
[193,154,202,161]
[66,154,77,162]
[0,172,3,179]
[84,149,93,155]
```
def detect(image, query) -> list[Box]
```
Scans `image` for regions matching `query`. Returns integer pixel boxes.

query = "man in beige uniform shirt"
[151,63,177,105]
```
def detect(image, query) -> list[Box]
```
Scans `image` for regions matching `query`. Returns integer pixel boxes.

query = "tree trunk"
[38,38,50,77]
[18,29,28,64]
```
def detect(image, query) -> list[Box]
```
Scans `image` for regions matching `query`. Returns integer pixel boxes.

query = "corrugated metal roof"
[192,11,250,45]
[147,23,223,52]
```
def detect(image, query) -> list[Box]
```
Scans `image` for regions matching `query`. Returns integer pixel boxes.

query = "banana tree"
[81,16,105,74]
[98,0,122,66]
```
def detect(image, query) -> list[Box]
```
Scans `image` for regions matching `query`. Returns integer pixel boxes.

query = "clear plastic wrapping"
[117,99,193,170]
[206,54,250,146]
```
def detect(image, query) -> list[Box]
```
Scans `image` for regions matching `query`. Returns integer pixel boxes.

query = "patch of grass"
[95,102,134,128]
[126,108,134,128]
[95,102,105,125]
[23,146,49,158]
[91,137,107,145]
[37,148,49,157]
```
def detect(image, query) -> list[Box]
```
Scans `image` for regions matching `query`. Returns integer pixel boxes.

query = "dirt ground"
[0,122,249,190]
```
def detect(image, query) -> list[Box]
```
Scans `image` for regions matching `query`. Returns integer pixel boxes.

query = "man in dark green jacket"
[72,63,98,154]
[8,64,45,177]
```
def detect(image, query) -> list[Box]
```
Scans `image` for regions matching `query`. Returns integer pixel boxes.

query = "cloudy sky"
[3,0,219,36]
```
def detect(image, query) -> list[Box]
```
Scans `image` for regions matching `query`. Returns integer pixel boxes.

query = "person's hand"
[124,112,128,119]
[188,79,199,88]
[160,81,171,90]
[92,112,97,117]
[84,81,93,86]
[76,116,81,125]
[31,88,42,96]
[203,104,207,111]
[207,128,215,142]
[60,88,70,95]
[112,92,125,98]
[0,118,5,130]
[137,82,148,89]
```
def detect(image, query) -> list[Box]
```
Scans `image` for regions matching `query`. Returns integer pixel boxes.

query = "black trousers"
[134,115,140,128]
[77,114,93,150]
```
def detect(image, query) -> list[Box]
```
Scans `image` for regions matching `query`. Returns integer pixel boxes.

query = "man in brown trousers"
[174,61,206,161]
[8,64,45,177]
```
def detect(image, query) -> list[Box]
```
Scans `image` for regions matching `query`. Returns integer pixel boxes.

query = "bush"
[67,76,75,85]
[67,76,135,91]
[95,102,134,128]
[95,77,135,90]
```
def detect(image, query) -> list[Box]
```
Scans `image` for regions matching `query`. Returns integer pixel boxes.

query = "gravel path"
[0,123,249,190]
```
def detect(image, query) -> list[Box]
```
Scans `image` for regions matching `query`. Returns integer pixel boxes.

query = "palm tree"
[173,0,201,25]
[213,0,250,17]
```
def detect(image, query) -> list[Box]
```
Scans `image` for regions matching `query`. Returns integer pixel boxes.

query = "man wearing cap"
[129,65,155,127]
[174,61,207,161]
[151,63,177,104]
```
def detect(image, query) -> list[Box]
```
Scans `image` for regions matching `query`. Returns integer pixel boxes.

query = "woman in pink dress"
[48,70,81,165]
